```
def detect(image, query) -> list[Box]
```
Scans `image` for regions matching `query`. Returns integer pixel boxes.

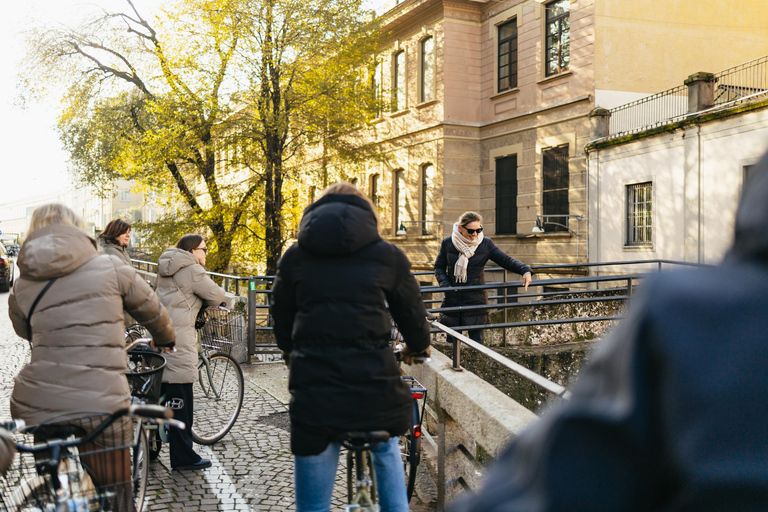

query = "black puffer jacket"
[270,193,431,456]
[435,237,531,310]
[449,153,768,512]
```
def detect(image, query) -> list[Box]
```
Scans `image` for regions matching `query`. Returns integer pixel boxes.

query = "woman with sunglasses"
[155,234,226,470]
[434,211,532,345]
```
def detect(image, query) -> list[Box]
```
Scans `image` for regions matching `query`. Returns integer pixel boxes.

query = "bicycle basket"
[196,307,245,355]
[126,351,166,401]
[1,414,135,512]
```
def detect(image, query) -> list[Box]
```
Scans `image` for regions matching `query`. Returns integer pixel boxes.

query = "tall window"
[420,164,435,234]
[420,37,435,103]
[118,189,130,202]
[370,174,380,209]
[545,0,570,76]
[626,182,652,246]
[498,20,518,92]
[394,169,406,232]
[496,156,518,235]
[393,51,406,111]
[542,145,569,231]
[372,60,383,117]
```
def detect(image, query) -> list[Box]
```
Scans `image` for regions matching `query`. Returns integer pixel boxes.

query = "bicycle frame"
[347,448,378,512]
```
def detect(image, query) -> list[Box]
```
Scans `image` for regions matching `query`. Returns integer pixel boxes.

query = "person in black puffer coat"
[435,211,532,344]
[270,182,431,512]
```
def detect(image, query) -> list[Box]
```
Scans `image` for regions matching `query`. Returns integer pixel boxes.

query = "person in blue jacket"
[434,211,532,344]
[448,152,768,511]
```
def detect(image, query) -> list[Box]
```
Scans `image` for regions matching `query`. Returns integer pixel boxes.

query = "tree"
[28,0,381,274]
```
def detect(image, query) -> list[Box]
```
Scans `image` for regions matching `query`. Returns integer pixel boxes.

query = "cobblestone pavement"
[0,290,436,511]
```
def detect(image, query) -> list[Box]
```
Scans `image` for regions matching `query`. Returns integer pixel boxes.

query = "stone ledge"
[404,347,538,457]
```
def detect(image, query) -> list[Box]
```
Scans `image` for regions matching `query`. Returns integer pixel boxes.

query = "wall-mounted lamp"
[531,214,585,262]
[396,222,407,236]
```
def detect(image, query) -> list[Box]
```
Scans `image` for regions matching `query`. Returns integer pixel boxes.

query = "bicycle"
[124,306,244,447]
[340,335,430,510]
[391,328,430,503]
[190,306,245,444]
[342,431,390,512]
[0,404,182,512]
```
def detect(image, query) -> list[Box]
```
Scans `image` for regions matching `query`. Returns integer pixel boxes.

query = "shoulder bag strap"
[26,278,58,335]
[172,276,193,311]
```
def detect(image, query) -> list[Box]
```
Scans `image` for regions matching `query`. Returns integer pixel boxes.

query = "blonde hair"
[458,211,483,227]
[319,182,379,223]
[29,204,84,235]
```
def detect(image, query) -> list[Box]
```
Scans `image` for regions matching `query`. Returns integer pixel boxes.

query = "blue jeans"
[294,437,409,512]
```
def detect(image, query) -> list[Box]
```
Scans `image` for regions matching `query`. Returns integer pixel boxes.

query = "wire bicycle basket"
[196,307,245,355]
[0,414,137,512]
[126,351,167,402]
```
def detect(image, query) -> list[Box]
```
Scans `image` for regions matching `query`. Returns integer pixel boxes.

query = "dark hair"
[176,234,204,253]
[99,219,131,241]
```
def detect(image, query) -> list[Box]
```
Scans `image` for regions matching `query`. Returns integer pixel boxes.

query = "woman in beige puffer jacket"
[8,204,175,511]
[155,234,226,470]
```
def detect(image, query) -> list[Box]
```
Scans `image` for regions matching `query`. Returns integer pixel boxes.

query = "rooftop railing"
[603,55,768,142]
[713,55,768,106]
[607,84,689,139]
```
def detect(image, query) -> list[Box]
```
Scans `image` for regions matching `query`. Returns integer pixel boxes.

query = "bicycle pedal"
[165,398,185,410]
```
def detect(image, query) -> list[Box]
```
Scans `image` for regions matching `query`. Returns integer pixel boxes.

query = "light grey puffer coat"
[156,248,226,384]
[8,225,175,426]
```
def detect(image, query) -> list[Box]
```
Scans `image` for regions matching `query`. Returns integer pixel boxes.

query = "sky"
[1,0,388,203]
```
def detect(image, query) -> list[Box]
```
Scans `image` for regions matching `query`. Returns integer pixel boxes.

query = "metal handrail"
[431,320,570,399]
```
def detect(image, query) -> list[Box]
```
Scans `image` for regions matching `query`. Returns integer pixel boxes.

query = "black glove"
[401,346,431,365]
[281,350,291,368]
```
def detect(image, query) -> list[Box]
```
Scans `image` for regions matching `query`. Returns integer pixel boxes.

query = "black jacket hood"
[297,194,381,257]
[730,151,768,262]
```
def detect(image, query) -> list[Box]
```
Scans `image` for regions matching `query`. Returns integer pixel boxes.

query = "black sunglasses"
[195,247,208,253]
[463,226,483,235]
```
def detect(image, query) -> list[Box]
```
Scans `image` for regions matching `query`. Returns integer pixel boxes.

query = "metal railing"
[608,84,689,138]
[432,320,570,398]
[132,257,705,371]
[713,55,768,106]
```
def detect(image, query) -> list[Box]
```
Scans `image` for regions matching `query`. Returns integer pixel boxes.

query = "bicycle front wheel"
[192,352,244,444]
[133,425,149,512]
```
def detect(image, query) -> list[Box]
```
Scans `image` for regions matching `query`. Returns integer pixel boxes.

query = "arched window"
[420,164,435,234]
[394,169,407,233]
[420,37,435,103]
[393,51,406,111]
[369,174,380,209]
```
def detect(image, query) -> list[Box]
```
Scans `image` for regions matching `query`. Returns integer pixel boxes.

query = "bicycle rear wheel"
[191,352,244,444]
[400,400,421,502]
[133,425,149,512]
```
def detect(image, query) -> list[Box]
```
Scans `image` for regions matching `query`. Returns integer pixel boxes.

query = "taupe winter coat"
[156,248,226,384]
[100,239,135,326]
[101,239,132,267]
[8,225,175,426]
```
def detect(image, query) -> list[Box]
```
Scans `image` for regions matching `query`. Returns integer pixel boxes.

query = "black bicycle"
[0,405,182,512]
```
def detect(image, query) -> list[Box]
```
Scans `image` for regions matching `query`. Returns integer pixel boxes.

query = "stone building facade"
[318,0,768,272]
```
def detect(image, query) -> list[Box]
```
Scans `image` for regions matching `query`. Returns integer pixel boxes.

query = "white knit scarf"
[451,222,484,283]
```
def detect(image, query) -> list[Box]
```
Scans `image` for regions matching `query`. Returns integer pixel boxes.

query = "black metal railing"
[713,55,768,106]
[132,258,706,378]
[607,84,688,139]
